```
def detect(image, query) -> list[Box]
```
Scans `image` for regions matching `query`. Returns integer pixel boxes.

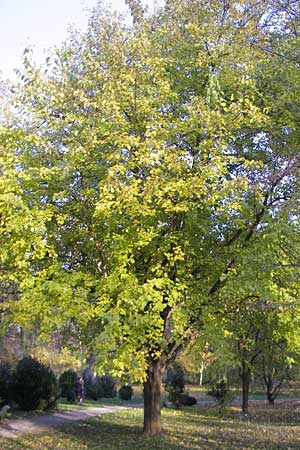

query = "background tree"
[258,338,295,404]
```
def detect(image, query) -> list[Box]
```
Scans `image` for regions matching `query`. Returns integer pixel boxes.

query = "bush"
[66,389,76,403]
[85,380,104,400]
[207,380,232,406]
[10,356,59,411]
[59,370,77,398]
[85,374,116,400]
[164,362,185,404]
[164,363,197,407]
[98,375,117,398]
[0,364,12,407]
[118,385,133,401]
[177,393,197,406]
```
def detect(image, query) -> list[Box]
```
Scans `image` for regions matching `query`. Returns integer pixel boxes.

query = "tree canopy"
[0,0,299,435]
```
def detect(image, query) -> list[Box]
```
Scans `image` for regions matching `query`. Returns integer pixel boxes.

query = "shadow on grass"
[2,405,300,450]
[58,409,300,450]
[177,402,300,426]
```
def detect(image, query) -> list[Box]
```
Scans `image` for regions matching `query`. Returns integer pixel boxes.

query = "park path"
[0,404,142,439]
[1,398,298,440]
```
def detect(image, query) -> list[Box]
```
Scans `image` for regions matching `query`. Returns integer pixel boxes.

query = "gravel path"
[0,405,141,439]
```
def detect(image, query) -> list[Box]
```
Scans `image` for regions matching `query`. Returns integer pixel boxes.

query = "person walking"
[74,376,84,404]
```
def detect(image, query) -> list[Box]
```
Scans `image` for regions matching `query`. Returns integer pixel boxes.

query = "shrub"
[164,363,197,407]
[207,380,232,406]
[59,370,77,398]
[164,362,185,404]
[85,380,104,400]
[118,385,134,401]
[66,389,77,403]
[10,356,59,411]
[85,374,116,400]
[177,393,197,406]
[98,375,117,398]
[0,364,12,407]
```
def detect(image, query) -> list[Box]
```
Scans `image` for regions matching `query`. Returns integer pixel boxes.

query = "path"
[1,398,298,439]
[0,405,141,439]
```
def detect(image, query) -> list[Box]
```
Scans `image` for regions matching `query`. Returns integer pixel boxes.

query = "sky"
[0,0,154,80]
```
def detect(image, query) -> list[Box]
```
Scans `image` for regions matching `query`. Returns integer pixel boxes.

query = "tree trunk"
[143,358,164,436]
[83,354,96,385]
[241,361,251,415]
[199,361,204,386]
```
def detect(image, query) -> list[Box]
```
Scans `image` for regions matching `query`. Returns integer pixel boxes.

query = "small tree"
[207,379,232,408]
[257,339,294,404]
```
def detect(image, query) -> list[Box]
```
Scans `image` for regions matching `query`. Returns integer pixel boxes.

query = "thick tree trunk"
[241,361,251,415]
[143,358,164,436]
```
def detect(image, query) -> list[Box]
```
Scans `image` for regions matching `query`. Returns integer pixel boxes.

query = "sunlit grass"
[2,402,300,449]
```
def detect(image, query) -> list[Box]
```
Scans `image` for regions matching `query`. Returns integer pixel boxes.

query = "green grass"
[187,383,300,403]
[2,402,300,449]
[57,395,143,412]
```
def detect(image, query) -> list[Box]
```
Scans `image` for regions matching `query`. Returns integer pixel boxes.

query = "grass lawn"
[2,402,300,449]
[57,394,144,411]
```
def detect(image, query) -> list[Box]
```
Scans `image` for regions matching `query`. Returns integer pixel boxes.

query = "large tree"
[1,0,299,435]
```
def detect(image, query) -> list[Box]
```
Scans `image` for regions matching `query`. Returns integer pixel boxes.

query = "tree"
[259,339,294,404]
[205,219,300,414]
[1,0,300,435]
[178,338,214,385]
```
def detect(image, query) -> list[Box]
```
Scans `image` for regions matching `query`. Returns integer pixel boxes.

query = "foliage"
[30,346,81,375]
[256,339,294,404]
[98,375,117,398]
[207,380,233,407]
[164,362,185,404]
[59,369,77,398]
[118,385,134,401]
[1,0,300,434]
[164,362,196,406]
[179,339,214,385]
[85,375,116,400]
[10,356,59,411]
[0,364,12,407]
[85,380,104,401]
[66,389,76,403]
[176,393,197,406]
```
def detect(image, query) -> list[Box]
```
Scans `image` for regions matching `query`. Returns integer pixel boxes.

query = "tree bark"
[143,358,164,436]
[241,361,251,415]
[199,361,204,386]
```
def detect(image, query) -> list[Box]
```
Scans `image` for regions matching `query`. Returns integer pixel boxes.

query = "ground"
[1,399,300,449]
